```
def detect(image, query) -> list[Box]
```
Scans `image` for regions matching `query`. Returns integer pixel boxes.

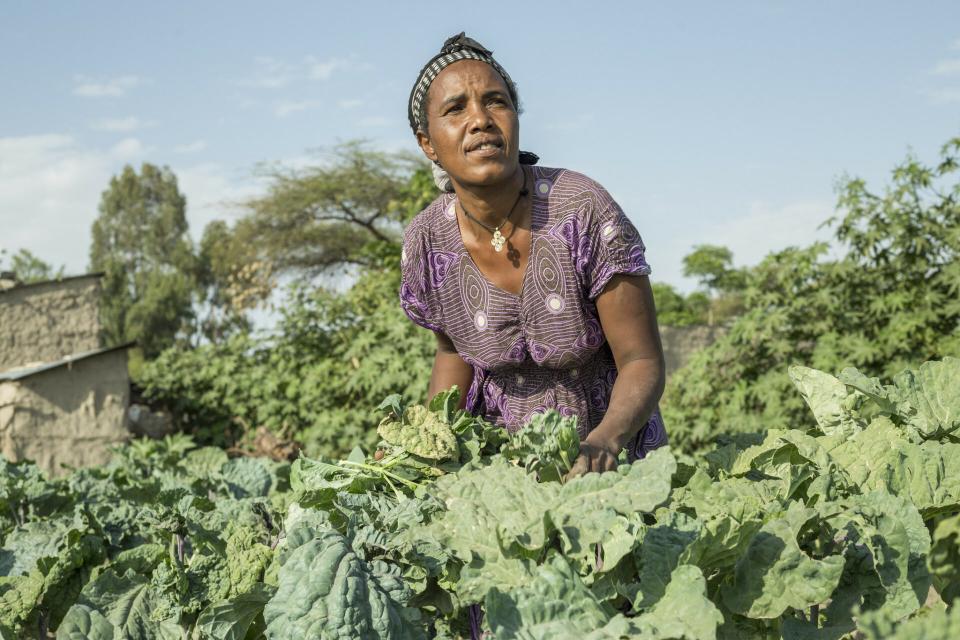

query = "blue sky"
[2,1,959,293]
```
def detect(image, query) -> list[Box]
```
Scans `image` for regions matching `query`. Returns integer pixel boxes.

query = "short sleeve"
[581,194,651,301]
[399,219,442,333]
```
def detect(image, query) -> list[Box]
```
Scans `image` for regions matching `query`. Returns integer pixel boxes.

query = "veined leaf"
[378,405,460,462]
[720,504,845,618]
[263,529,424,639]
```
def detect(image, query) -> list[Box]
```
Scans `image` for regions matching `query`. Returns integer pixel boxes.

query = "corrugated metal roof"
[0,272,104,296]
[0,343,135,381]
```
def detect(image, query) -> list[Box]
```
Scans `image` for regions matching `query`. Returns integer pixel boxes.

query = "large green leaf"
[825,417,960,517]
[929,512,960,605]
[788,366,864,435]
[55,604,115,640]
[263,529,423,640]
[860,603,960,640]
[720,504,845,618]
[632,564,723,640]
[195,583,275,640]
[63,569,181,640]
[421,450,676,602]
[220,458,274,498]
[0,517,74,577]
[818,492,930,627]
[888,357,960,440]
[485,555,636,640]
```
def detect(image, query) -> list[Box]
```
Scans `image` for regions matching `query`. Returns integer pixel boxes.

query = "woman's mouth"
[466,138,504,158]
[467,143,502,158]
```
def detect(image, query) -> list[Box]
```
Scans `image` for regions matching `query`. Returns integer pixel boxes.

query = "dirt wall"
[0,276,102,371]
[0,349,129,476]
[659,324,727,377]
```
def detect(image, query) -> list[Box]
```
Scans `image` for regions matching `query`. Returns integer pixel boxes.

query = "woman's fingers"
[599,449,618,472]
[565,444,619,481]
[565,452,591,481]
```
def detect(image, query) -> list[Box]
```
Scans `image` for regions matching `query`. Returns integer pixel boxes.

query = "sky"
[1,1,959,295]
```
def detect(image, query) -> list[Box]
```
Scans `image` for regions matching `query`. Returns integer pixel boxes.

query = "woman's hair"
[408,32,537,192]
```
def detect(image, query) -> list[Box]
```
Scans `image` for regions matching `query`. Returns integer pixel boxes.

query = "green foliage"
[139,264,435,455]
[651,282,711,327]
[664,138,960,451]
[0,248,64,283]
[683,244,747,295]
[4,358,960,637]
[90,163,201,358]
[137,161,439,456]
[0,434,284,639]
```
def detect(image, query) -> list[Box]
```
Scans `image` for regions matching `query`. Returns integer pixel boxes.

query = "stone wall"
[659,324,727,378]
[0,275,102,371]
[0,349,130,476]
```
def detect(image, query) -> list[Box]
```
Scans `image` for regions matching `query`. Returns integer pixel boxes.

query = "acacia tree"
[90,163,199,358]
[235,141,424,280]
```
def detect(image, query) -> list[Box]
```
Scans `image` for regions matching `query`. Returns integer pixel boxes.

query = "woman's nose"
[467,101,494,131]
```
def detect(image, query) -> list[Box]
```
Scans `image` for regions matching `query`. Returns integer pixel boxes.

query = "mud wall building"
[0,272,131,476]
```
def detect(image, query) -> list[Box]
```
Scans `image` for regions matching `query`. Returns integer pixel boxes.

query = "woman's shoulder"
[534,165,618,215]
[403,191,456,244]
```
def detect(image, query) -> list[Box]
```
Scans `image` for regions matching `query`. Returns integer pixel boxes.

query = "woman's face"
[417,59,520,189]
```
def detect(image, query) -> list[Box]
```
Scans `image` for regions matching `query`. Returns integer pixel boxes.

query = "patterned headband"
[408,32,539,176]
[407,32,517,134]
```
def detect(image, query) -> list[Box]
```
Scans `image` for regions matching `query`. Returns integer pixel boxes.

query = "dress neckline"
[450,165,542,300]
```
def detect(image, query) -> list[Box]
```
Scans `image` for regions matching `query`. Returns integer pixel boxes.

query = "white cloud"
[274,100,322,117]
[239,54,367,90]
[177,163,266,240]
[931,59,960,75]
[72,74,142,97]
[338,99,364,109]
[109,138,149,159]
[238,57,296,89]
[89,116,155,132]
[702,200,836,266]
[0,135,119,273]
[173,140,208,154]
[306,56,348,80]
[0,134,268,276]
[647,199,838,290]
[951,38,960,51]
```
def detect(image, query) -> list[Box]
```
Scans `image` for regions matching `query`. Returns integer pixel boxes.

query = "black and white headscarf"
[408,32,538,191]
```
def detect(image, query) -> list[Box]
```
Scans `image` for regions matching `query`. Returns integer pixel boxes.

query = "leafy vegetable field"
[2,358,960,639]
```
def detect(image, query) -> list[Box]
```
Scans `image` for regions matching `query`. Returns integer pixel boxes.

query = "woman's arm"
[566,274,665,477]
[428,331,473,410]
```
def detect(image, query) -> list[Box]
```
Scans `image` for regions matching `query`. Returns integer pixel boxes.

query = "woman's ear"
[416,130,438,163]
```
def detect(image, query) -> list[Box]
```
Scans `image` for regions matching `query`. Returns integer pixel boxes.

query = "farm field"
[2,358,959,639]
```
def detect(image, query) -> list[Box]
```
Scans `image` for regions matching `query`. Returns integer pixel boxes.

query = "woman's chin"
[456,159,517,187]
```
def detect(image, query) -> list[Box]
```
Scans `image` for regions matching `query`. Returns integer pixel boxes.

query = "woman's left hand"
[564,431,621,480]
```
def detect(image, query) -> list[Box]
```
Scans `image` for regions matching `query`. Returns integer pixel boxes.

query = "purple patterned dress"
[399,165,667,460]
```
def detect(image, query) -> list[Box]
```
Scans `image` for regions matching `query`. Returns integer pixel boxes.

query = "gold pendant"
[491,229,505,252]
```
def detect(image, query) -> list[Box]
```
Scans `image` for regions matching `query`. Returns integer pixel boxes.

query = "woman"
[401,33,667,477]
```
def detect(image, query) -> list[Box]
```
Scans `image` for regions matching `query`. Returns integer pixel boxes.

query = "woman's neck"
[453,165,527,228]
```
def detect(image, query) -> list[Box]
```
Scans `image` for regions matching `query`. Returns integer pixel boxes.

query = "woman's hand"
[564,430,621,480]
